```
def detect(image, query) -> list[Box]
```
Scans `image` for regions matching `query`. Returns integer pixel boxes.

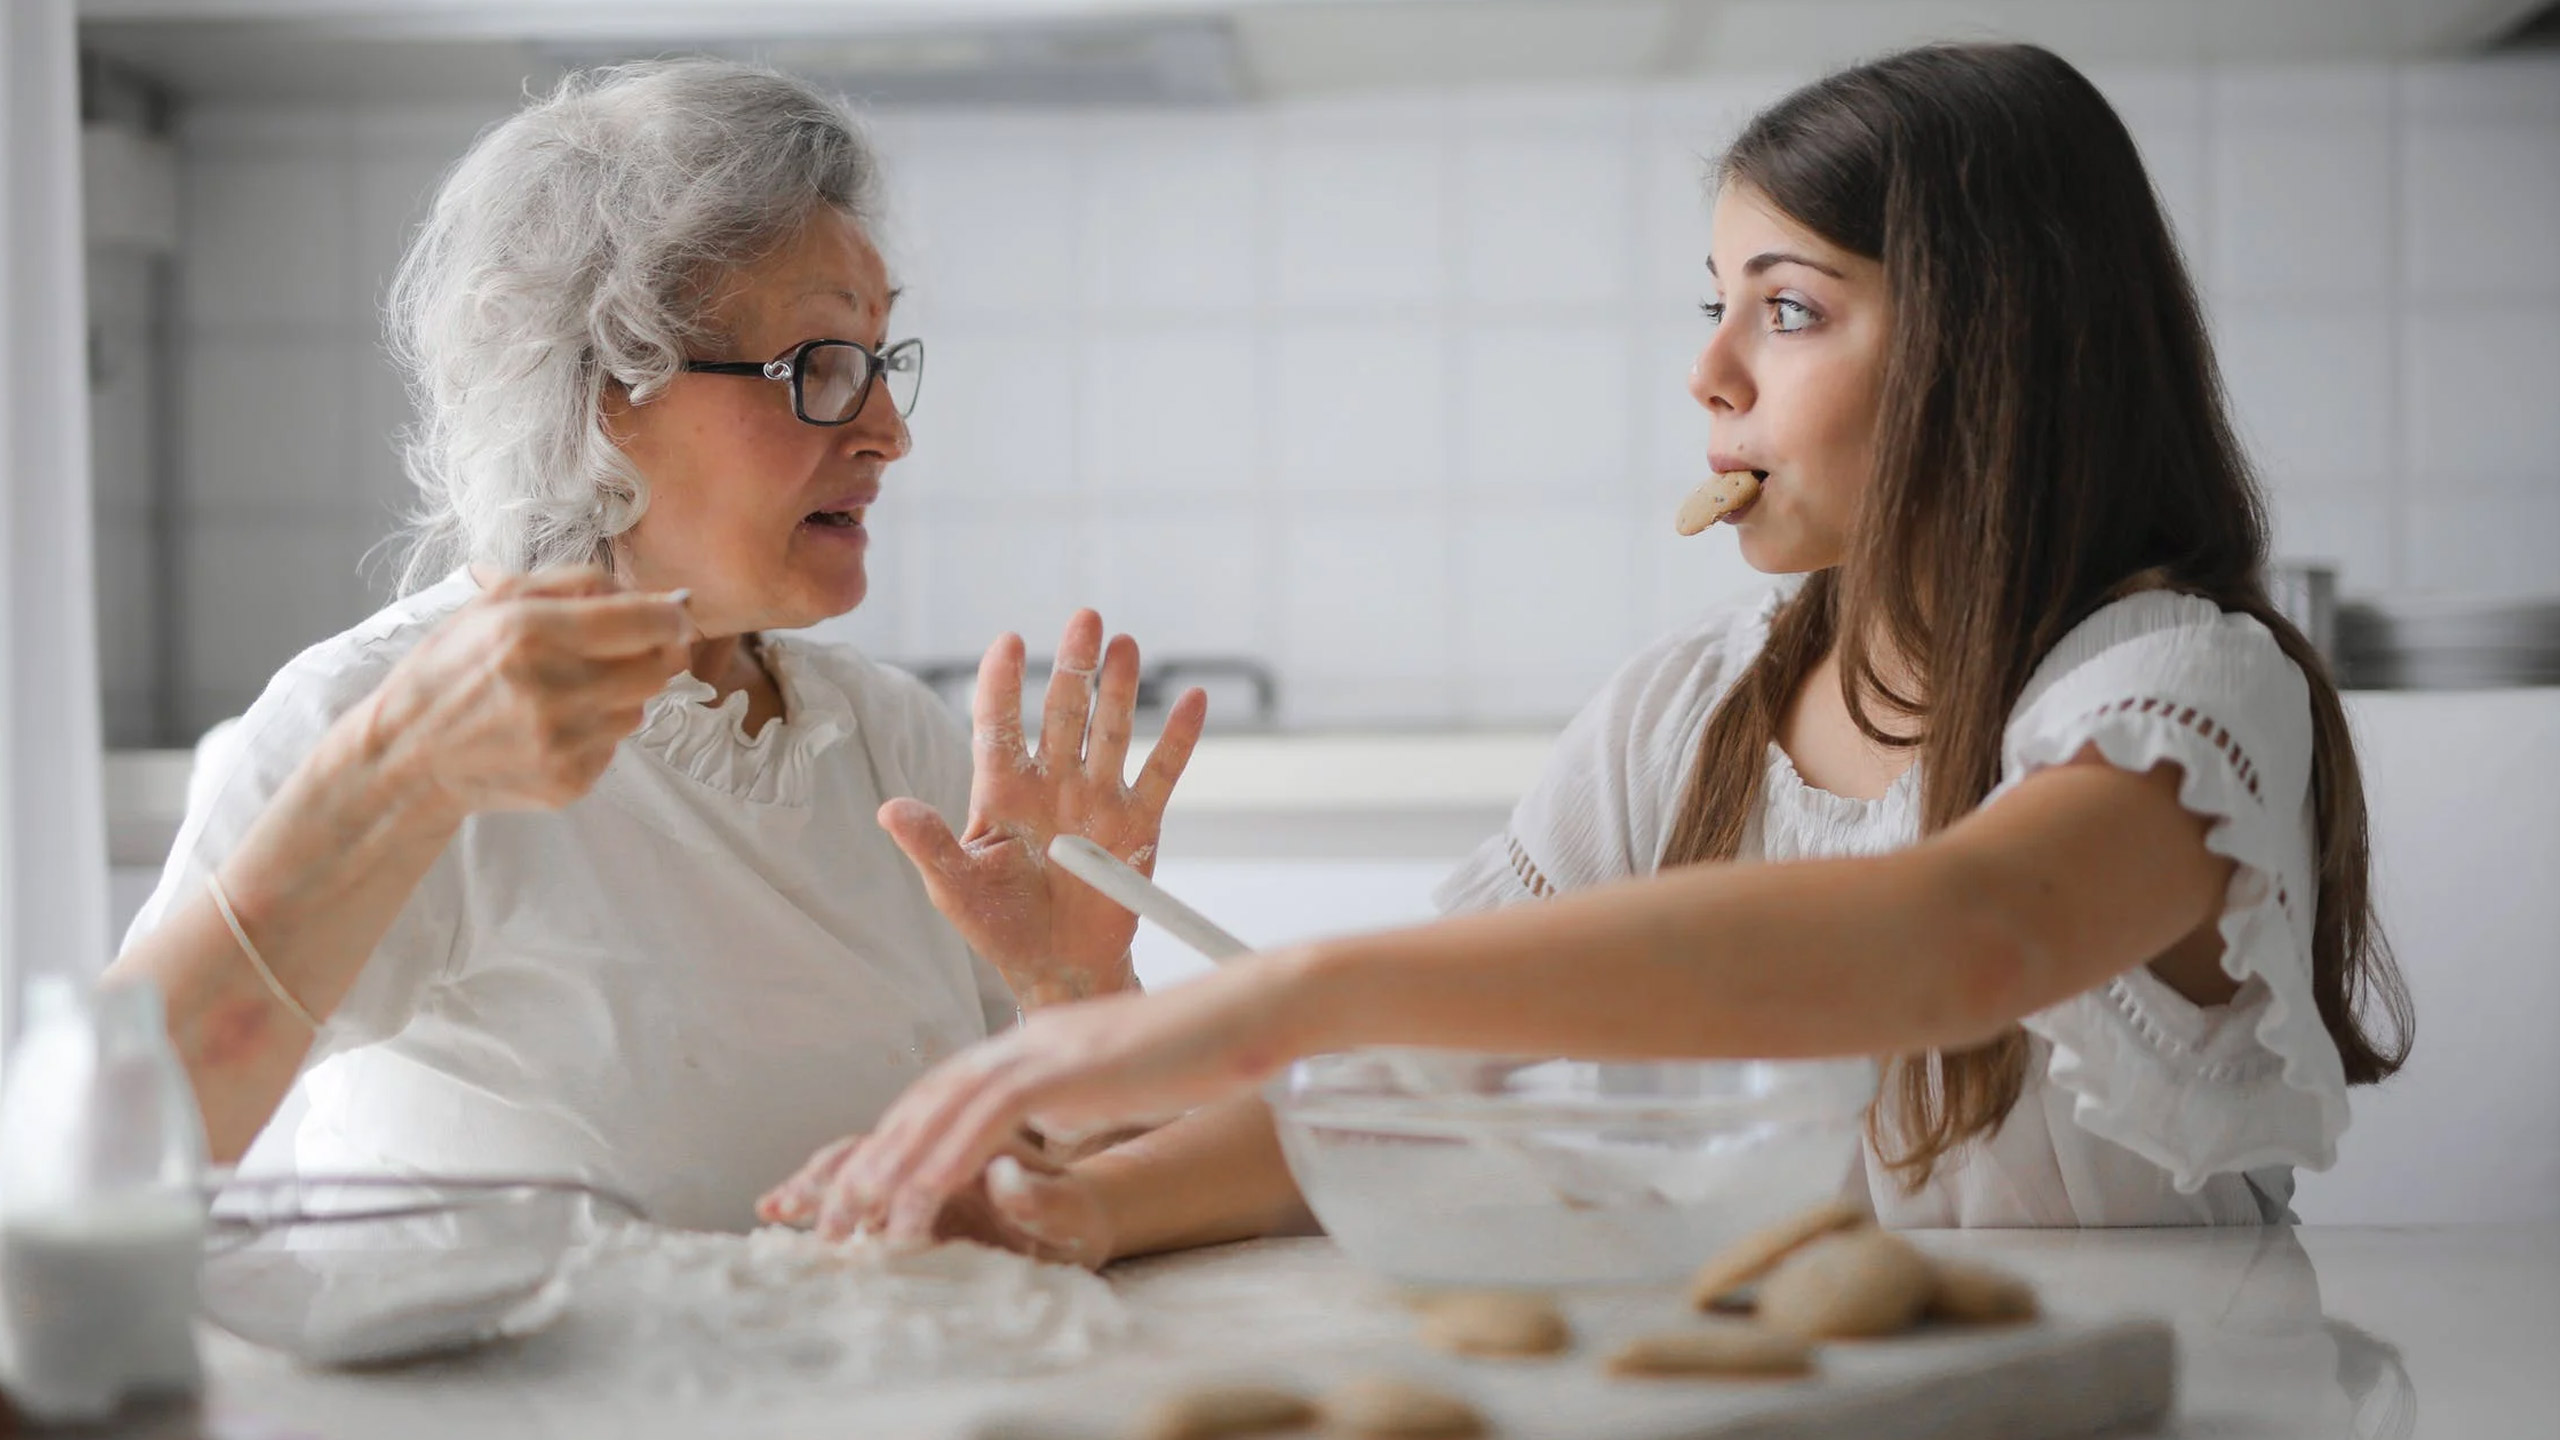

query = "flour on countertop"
[552,1222,1132,1399]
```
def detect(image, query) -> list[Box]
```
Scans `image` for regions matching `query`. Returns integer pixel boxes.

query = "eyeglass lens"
[796,341,924,423]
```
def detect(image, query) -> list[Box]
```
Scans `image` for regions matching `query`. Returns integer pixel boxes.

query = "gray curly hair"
[388,58,880,591]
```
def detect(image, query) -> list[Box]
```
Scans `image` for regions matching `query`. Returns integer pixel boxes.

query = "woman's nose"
[848,388,911,461]
[1689,330,1750,415]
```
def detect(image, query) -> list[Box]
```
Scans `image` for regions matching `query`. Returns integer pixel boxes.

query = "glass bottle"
[0,976,207,1422]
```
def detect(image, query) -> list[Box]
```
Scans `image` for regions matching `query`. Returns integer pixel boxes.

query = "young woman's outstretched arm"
[797,750,2233,1243]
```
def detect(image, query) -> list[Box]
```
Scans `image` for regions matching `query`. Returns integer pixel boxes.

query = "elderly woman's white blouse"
[1436,582,2346,1227]
[126,573,1015,1232]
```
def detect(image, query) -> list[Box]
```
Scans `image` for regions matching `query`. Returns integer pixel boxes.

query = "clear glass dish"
[1270,1052,1877,1288]
[198,1174,642,1368]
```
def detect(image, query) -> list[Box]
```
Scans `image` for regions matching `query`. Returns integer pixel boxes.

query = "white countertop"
[105,687,2560,860]
[143,1222,2560,1439]
[103,731,1561,864]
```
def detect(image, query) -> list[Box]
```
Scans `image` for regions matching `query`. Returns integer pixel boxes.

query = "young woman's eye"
[1698,300,1726,326]
[1768,297,1816,333]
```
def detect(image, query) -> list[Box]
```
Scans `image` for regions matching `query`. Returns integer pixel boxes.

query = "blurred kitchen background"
[52,0,2560,1222]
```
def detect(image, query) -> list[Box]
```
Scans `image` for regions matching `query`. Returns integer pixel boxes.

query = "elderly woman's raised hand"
[878,611,1206,1009]
[362,566,695,816]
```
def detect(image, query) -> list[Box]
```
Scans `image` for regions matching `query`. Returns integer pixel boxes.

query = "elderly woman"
[107,60,1204,1233]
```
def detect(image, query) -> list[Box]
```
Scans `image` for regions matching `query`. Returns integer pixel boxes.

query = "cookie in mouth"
[1675,470,1763,535]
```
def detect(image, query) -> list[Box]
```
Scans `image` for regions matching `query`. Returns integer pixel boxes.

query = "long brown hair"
[1660,43,2412,1187]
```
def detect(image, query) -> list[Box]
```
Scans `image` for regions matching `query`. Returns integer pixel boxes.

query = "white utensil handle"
[1046,835,1253,963]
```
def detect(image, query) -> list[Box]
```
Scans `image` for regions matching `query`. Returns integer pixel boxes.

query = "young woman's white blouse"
[1436,582,2348,1227]
[125,574,1016,1232]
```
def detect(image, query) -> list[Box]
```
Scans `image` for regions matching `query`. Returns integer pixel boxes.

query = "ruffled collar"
[632,635,859,805]
[1762,742,1921,826]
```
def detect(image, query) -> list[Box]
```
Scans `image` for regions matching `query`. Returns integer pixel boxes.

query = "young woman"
[762,41,2413,1258]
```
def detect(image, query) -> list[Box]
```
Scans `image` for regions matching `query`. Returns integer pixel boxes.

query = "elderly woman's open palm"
[878,610,1206,1008]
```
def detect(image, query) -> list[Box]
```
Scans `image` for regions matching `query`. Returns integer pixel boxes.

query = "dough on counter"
[1415,1291,1572,1357]
[1133,1382,1317,1440]
[1605,1323,1816,1379]
[1925,1258,2041,1326]
[1686,1202,1870,1311]
[1674,469,1763,535]
[1319,1375,1486,1438]
[1755,1229,1936,1341]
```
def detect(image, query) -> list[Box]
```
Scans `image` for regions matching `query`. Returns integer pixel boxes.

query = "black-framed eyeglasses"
[682,337,924,424]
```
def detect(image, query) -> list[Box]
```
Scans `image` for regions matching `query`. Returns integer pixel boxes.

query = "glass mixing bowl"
[1270,1051,1877,1288]
[198,1174,642,1367]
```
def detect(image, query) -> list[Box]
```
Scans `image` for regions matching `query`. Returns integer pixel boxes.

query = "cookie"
[1319,1375,1486,1439]
[1605,1323,1815,1379]
[1755,1229,1935,1341]
[1415,1291,1572,1357]
[1133,1383,1317,1440]
[1686,1202,1870,1311]
[1926,1258,2040,1326]
[1674,470,1763,535]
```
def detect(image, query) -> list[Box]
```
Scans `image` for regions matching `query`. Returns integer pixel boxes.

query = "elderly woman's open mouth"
[802,493,874,542]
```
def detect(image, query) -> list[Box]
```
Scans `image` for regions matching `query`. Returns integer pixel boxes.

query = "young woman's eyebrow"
[1703,252,1846,279]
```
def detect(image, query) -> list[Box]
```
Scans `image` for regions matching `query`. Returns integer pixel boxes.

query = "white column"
[0,0,110,1047]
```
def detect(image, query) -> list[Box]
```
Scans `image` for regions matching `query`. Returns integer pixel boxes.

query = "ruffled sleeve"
[1998,590,2347,1191]
[1435,585,1788,915]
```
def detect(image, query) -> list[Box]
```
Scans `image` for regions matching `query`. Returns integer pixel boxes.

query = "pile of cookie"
[1133,1203,2039,1440]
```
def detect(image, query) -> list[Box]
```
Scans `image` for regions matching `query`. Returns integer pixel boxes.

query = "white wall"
[143,54,2560,736]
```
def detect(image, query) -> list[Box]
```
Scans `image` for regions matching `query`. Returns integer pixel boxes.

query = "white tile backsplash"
[93,514,160,721]
[178,515,376,713]
[1080,328,1258,493]
[905,331,1079,497]
[2404,492,2560,596]
[1637,322,1712,494]
[2404,304,2560,486]
[1277,503,1452,685]
[1637,137,1717,306]
[88,320,160,518]
[2215,305,2394,491]
[1273,319,1447,496]
[2083,67,2205,136]
[1455,507,1635,720]
[351,151,457,315]
[176,102,350,161]
[180,156,354,330]
[2096,67,2211,279]
[2207,64,2391,126]
[910,506,1081,658]
[154,54,2560,738]
[355,348,417,527]
[2402,122,2560,300]
[888,128,1082,319]
[1084,509,1270,658]
[1079,119,1261,314]
[179,337,359,513]
[1455,322,1631,494]
[1456,129,1631,308]
[2210,121,2392,299]
[2138,128,2216,286]
[1273,135,1446,309]
[2398,58,2560,125]
[2268,490,2398,592]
